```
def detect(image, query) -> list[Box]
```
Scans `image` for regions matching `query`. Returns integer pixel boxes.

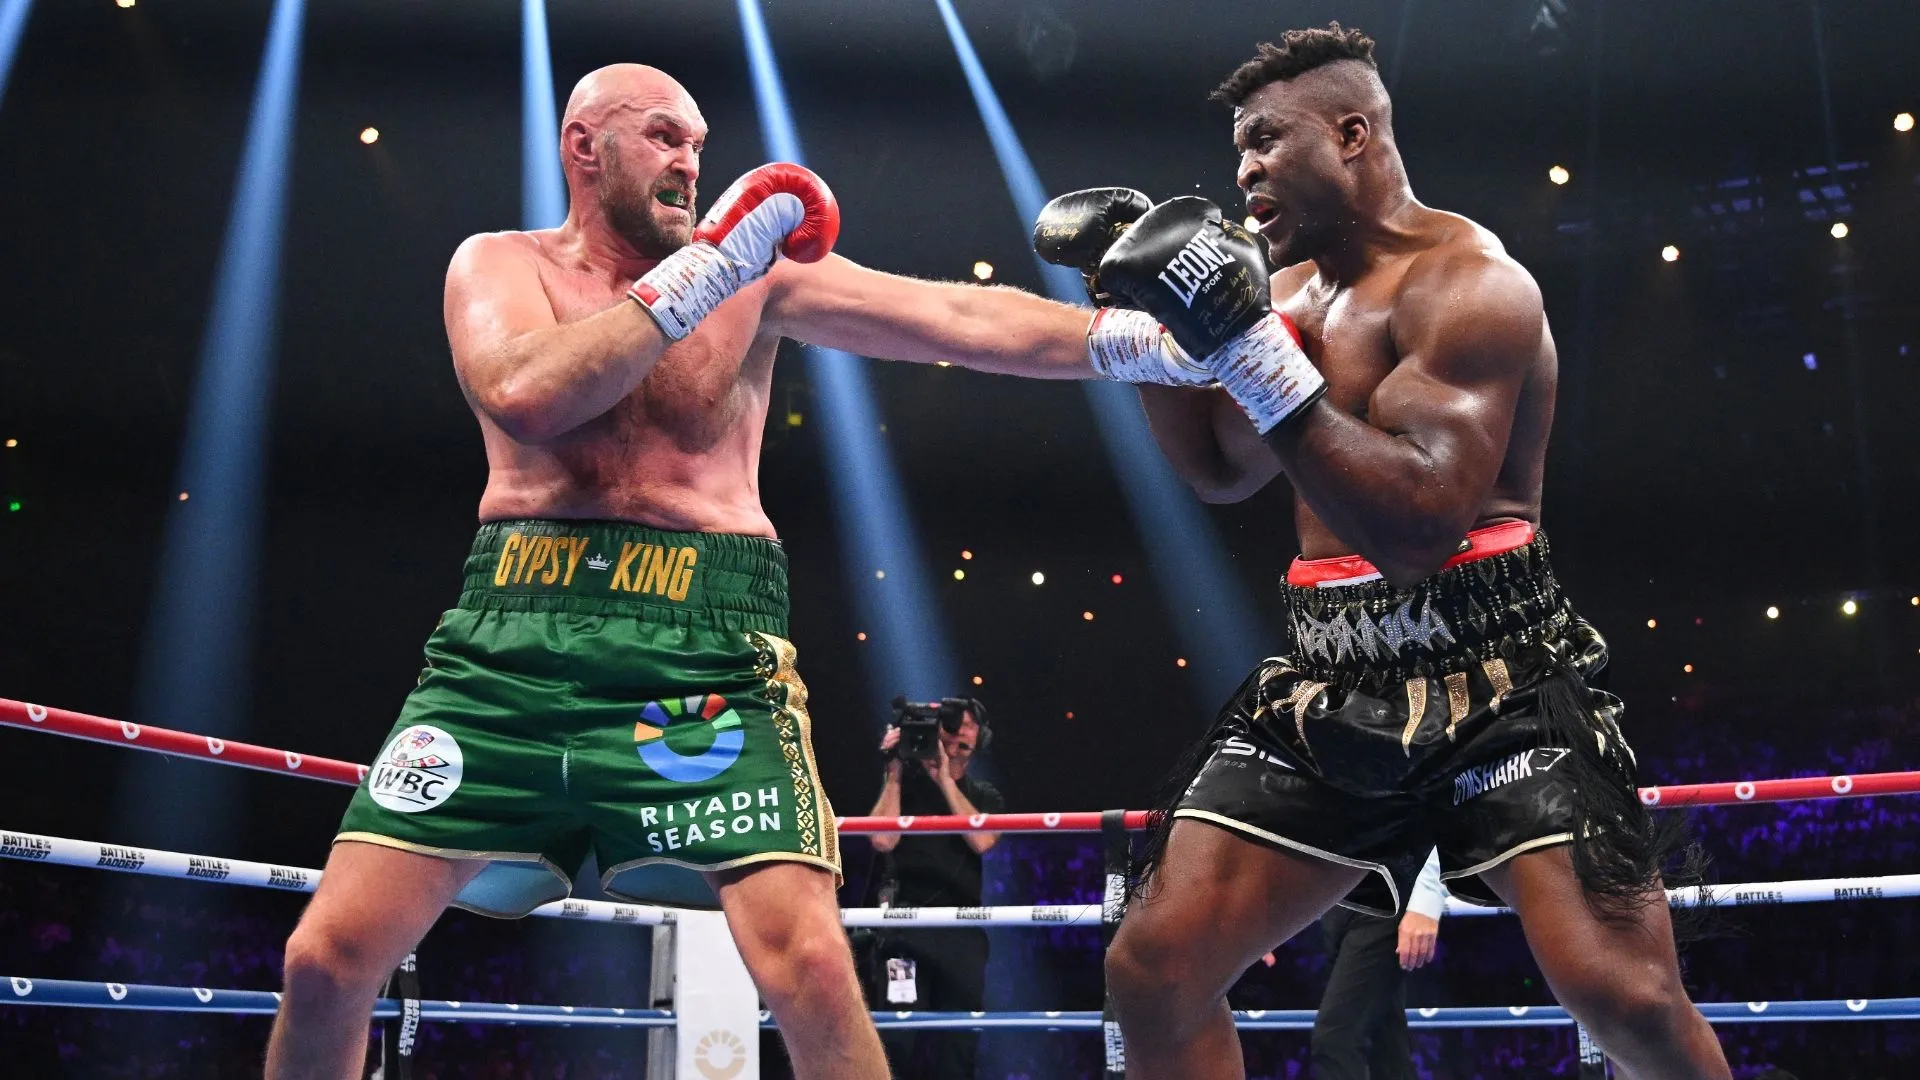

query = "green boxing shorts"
[335,520,840,917]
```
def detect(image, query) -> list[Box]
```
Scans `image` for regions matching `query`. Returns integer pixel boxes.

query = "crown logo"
[586,553,611,571]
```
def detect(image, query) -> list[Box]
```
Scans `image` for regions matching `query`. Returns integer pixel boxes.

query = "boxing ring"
[6,695,1920,1077]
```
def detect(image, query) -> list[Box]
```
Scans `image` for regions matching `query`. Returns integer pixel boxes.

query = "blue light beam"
[0,0,34,110]
[521,0,565,229]
[932,0,1270,698]
[808,349,960,706]
[737,0,959,714]
[127,0,307,846]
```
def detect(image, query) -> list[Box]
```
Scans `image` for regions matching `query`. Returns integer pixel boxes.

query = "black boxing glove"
[1098,196,1326,434]
[1033,187,1154,307]
[1033,187,1212,386]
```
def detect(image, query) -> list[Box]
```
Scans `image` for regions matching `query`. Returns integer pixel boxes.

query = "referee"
[1310,849,1445,1078]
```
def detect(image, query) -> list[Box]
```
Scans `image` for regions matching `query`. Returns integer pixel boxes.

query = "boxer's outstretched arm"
[761,255,1096,378]
[447,232,671,444]
[1266,252,1542,586]
[1137,385,1283,503]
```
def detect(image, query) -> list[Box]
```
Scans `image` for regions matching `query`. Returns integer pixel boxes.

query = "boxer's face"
[598,99,707,259]
[1233,81,1352,265]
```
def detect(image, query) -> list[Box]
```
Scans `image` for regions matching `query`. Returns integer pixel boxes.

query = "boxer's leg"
[267,842,484,1080]
[1481,847,1728,1080]
[1107,819,1364,1080]
[711,861,888,1080]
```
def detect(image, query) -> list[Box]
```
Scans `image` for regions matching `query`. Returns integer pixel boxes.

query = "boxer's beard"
[600,150,695,259]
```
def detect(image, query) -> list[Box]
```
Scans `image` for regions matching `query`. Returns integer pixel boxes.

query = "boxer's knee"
[1106,918,1210,1038]
[280,921,388,1010]
[1555,956,1689,1050]
[746,920,860,1014]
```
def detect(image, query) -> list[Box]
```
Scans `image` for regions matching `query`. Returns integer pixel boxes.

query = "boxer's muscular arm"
[760,255,1096,377]
[1266,252,1541,587]
[1136,385,1283,503]
[446,233,672,444]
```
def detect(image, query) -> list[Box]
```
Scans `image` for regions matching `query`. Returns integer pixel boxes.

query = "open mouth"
[655,188,691,212]
[1246,195,1281,228]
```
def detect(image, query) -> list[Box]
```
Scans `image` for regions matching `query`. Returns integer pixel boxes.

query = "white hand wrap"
[1207,313,1327,435]
[1085,307,1215,386]
[627,188,810,341]
[627,242,742,341]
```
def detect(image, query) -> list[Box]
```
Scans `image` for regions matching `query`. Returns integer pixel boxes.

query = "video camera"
[888,695,989,761]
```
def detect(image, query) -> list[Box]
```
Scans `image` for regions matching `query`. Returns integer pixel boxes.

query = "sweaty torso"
[1272,210,1555,560]
[469,231,781,536]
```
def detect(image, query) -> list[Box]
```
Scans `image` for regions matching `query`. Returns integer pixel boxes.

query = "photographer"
[865,698,1003,1080]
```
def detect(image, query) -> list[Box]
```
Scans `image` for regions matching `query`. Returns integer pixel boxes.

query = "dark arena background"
[2,0,1919,1077]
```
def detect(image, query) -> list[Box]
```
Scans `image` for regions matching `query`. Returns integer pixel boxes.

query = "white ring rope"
[0,829,668,927]
[5,828,1916,926]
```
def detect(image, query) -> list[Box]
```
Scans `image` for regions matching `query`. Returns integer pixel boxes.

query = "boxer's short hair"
[1212,22,1378,107]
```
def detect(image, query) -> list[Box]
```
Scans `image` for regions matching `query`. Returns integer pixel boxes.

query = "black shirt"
[881,768,1005,907]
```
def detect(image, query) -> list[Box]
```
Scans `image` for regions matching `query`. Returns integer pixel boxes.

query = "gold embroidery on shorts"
[1444,671,1470,741]
[752,632,837,867]
[1250,663,1297,725]
[1400,679,1428,756]
[1481,658,1513,713]
[1279,680,1328,756]
[494,533,524,586]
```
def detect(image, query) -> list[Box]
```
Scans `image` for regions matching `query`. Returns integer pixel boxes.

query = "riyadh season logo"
[633,694,745,784]
[368,725,465,813]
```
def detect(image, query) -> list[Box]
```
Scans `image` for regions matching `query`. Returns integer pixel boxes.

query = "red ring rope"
[6,696,1917,831]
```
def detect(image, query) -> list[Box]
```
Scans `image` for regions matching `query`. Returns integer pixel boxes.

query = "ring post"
[374,951,420,1080]
[1576,1021,1610,1077]
[670,909,759,1079]
[646,921,676,1078]
[1100,808,1130,1080]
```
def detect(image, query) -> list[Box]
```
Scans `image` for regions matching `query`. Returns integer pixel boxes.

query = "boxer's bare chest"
[1275,268,1406,422]
[539,264,771,454]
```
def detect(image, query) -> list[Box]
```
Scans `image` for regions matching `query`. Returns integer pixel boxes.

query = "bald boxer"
[264,65,1210,1080]
[1034,25,1729,1080]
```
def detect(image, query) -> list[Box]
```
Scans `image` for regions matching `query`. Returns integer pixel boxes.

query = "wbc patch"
[368,724,465,813]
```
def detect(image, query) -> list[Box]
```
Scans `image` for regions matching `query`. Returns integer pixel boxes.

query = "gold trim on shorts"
[1481,658,1514,712]
[1438,832,1574,885]
[598,851,844,908]
[750,631,842,874]
[1172,808,1403,917]
[1400,678,1428,755]
[1444,671,1471,741]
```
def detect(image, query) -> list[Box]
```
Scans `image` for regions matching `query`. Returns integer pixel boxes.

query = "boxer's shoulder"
[445,230,557,301]
[1397,213,1535,302]
[1394,224,1542,336]
[450,228,550,269]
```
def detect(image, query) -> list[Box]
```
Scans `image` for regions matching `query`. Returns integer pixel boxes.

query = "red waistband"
[1286,520,1537,588]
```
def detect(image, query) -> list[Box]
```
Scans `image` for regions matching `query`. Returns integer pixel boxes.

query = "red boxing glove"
[629,163,841,339]
[697,161,840,263]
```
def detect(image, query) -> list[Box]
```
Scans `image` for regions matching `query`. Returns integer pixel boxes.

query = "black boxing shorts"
[1170,522,1643,916]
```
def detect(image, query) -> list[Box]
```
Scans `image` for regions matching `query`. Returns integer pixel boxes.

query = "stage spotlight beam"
[128,0,309,849]
[521,0,565,230]
[931,0,1270,697]
[0,0,35,110]
[736,0,958,715]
